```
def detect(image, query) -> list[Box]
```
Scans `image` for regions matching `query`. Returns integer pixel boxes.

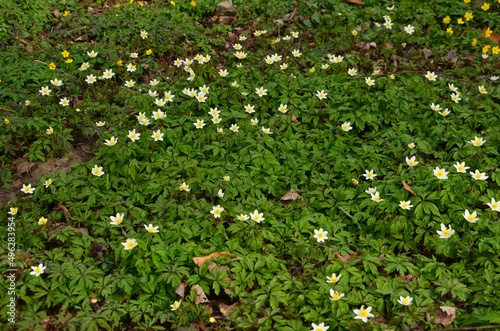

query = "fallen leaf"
[482,26,500,44]
[218,0,234,11]
[402,180,418,197]
[443,50,457,63]
[344,0,365,5]
[423,49,433,58]
[52,10,60,18]
[291,114,299,123]
[175,283,187,298]
[17,162,36,175]
[281,189,303,201]
[193,252,236,267]
[192,285,209,304]
[334,249,362,263]
[219,303,238,317]
[426,306,456,326]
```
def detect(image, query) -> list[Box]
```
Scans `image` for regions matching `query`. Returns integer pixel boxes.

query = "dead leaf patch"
[219,302,238,317]
[482,26,500,44]
[334,249,362,263]
[192,285,209,304]
[402,180,418,197]
[344,0,365,5]
[426,306,456,326]
[193,252,236,267]
[175,283,187,299]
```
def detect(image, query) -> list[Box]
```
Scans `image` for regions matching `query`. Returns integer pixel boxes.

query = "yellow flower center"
[94,169,101,174]
[442,229,450,236]
[318,233,324,238]
[458,165,464,170]
[110,140,115,145]
[476,173,482,178]
[331,293,339,300]
[403,202,408,208]
[215,209,221,215]
[331,276,337,282]
[492,203,499,209]
[35,267,41,273]
[468,215,475,221]
[342,125,348,130]
[127,241,135,248]
[403,298,409,304]
[374,195,380,201]
[131,134,137,138]
[360,309,368,317]
[368,80,372,84]
[437,170,444,177]
[149,226,155,231]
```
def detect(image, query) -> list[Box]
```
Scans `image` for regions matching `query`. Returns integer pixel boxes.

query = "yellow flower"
[464,0,471,2]
[146,49,152,55]
[191,0,196,6]
[472,38,477,46]
[352,30,358,36]
[63,10,70,17]
[481,2,490,10]
[483,45,491,53]
[65,58,73,63]
[4,118,9,124]
[138,1,144,6]
[171,1,175,5]
[493,46,500,54]
[117,60,123,66]
[115,3,121,7]
[446,27,453,35]
[443,16,451,24]
[49,62,56,70]
[61,50,70,58]
[485,27,493,38]
[464,12,473,21]
[457,18,464,24]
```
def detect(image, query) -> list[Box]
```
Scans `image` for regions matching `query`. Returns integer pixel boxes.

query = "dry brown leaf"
[52,10,60,18]
[219,303,238,317]
[482,26,500,44]
[218,0,234,11]
[281,189,303,201]
[291,114,299,123]
[192,285,209,304]
[175,283,187,298]
[193,252,236,267]
[426,306,456,326]
[334,249,361,263]
[402,180,418,197]
[344,0,365,5]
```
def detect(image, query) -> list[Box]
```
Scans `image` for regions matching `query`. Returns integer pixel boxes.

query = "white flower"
[347,68,357,76]
[451,93,461,103]
[370,192,383,202]
[110,213,124,225]
[30,263,47,277]
[124,80,135,88]
[470,169,488,181]
[104,137,118,146]
[363,169,377,180]
[208,107,220,117]
[151,130,164,142]
[469,136,485,146]
[59,97,70,107]
[237,214,248,221]
[329,290,345,301]
[179,182,191,191]
[39,86,52,95]
[397,296,413,306]
[399,201,413,210]
[149,79,159,86]
[21,183,35,194]
[321,64,329,70]
[448,83,458,92]
[103,69,115,79]
[194,119,205,129]
[365,187,377,194]
[353,306,375,323]
[91,165,104,177]
[437,223,455,239]
[140,30,148,39]
[43,179,52,188]
[262,127,272,134]
[171,300,181,311]
[122,238,138,250]
[311,322,330,331]
[250,118,259,125]
[438,109,451,116]
[212,117,221,124]
[217,189,224,198]
[164,91,175,102]
[384,21,393,29]
[408,142,415,149]
[244,104,255,114]
[326,273,341,283]
[278,104,288,114]
[487,198,500,211]
[155,98,166,107]
[365,77,375,86]
[47,127,54,135]
[230,124,239,132]
[425,71,437,81]
[490,76,499,81]
[404,25,414,34]
[433,167,448,179]
[482,54,488,59]
[406,156,418,166]
[430,103,441,111]
[341,122,352,131]
[210,205,224,218]
[255,86,267,97]
[313,228,328,242]
[148,90,158,97]
[87,50,98,58]
[79,62,90,71]
[250,210,264,223]
[463,209,479,223]
[126,63,136,72]
[128,129,141,141]
[219,69,228,77]
[478,86,487,94]
[454,162,469,173]
[144,224,159,233]
[292,49,302,57]
[316,90,327,99]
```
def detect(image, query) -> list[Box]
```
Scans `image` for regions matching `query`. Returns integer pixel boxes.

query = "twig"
[338,207,353,219]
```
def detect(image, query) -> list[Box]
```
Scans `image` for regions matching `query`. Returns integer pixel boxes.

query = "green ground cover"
[1,0,500,329]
